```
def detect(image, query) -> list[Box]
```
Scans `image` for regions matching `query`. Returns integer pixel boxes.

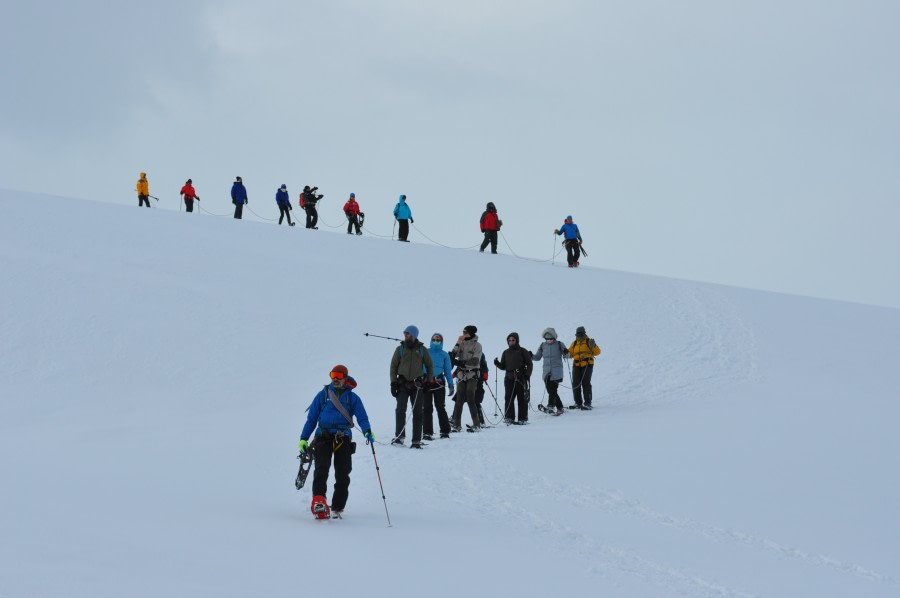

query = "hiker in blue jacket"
[231,176,248,219]
[423,333,455,440]
[554,215,583,267]
[298,364,374,518]
[275,184,294,226]
[393,194,413,242]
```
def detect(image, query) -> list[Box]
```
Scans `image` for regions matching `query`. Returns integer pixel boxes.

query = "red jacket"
[343,199,360,216]
[480,209,499,232]
[180,183,197,200]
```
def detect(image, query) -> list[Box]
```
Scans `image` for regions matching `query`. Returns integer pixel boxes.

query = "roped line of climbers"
[295,324,603,522]
[135,172,589,268]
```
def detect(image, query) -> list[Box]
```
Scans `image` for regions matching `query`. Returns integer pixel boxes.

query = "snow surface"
[1,190,898,597]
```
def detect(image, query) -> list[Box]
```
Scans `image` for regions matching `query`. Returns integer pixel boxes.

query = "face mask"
[430,341,442,351]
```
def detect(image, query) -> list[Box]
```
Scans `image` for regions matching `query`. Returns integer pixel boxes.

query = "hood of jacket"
[541,327,557,340]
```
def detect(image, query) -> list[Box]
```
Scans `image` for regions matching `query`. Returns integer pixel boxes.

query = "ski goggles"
[330,371,346,380]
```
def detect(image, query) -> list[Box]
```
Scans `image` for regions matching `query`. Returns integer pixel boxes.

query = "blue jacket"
[300,383,371,441]
[393,196,412,220]
[275,189,291,207]
[428,341,455,390]
[231,182,248,205]
[557,222,581,241]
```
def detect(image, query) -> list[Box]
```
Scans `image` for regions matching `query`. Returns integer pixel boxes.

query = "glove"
[448,386,455,397]
[554,228,559,234]
[578,240,582,245]
[289,205,292,211]
[364,429,375,443]
[563,347,570,356]
[298,439,309,453]
[482,371,489,381]
[410,217,414,223]
[196,196,200,200]
[493,357,501,368]
[390,381,399,398]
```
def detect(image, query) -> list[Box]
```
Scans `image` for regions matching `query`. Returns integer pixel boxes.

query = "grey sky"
[3,0,898,307]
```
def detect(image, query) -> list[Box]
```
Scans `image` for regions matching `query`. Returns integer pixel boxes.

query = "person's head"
[350,193,356,199]
[140,172,146,178]
[403,325,419,341]
[399,194,407,202]
[304,185,310,191]
[463,325,477,339]
[236,176,242,183]
[542,327,558,343]
[565,215,573,223]
[186,178,192,184]
[280,184,286,190]
[575,326,586,339]
[330,364,349,388]
[430,333,444,350]
[487,201,496,211]
[507,332,520,347]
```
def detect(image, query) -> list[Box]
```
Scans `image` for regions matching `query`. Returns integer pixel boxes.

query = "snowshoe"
[311,495,331,520]
[423,434,434,441]
[295,450,313,490]
[513,420,528,425]
[391,438,405,446]
[439,433,450,439]
[331,510,343,519]
[466,425,480,433]
[410,442,425,449]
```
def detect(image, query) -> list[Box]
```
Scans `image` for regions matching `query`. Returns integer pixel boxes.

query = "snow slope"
[1,190,898,597]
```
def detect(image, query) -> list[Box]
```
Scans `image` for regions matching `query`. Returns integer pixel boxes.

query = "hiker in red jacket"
[479,202,501,254]
[180,179,199,212]
[343,193,363,235]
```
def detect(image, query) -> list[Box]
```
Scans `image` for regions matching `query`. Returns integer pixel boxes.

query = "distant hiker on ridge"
[554,215,583,268]
[136,172,150,208]
[275,184,294,226]
[180,179,199,213]
[479,201,502,254]
[302,185,323,229]
[343,193,363,235]
[231,176,248,219]
[393,194,413,242]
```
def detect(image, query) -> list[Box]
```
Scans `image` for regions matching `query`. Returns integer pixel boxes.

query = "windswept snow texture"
[1,190,898,597]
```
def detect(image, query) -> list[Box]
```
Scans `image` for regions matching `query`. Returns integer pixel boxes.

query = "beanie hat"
[331,364,349,377]
[575,326,586,337]
[464,325,477,336]
[280,184,287,190]
[404,325,419,339]
[566,215,573,221]
[350,193,355,198]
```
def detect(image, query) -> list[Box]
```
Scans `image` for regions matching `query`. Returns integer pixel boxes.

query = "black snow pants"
[311,432,353,511]
[394,383,423,443]
[572,364,594,406]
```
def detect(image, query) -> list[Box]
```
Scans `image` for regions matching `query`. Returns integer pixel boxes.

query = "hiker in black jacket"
[494,332,533,424]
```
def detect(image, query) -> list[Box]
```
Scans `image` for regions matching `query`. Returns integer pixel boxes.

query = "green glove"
[364,429,375,443]
[298,439,309,453]
[554,228,559,234]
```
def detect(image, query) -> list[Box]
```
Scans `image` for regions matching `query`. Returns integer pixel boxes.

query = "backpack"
[299,194,306,208]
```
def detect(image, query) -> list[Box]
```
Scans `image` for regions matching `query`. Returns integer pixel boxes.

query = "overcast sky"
[3,0,898,307]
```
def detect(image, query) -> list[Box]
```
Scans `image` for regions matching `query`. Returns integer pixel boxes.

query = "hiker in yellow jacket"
[568,326,601,410]
[136,172,150,207]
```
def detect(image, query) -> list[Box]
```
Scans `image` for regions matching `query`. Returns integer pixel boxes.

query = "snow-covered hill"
[1,189,898,597]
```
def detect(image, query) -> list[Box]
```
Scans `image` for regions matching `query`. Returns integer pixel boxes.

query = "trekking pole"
[392,219,397,241]
[366,437,393,527]
[364,332,403,342]
[482,373,502,418]
[579,243,588,258]
[149,195,159,202]
[551,233,556,266]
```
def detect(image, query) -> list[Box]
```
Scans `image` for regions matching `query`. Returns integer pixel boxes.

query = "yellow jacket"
[568,337,601,366]
[136,173,149,196]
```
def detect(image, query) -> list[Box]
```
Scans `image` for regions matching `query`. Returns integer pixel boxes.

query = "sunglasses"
[544,336,554,341]
[507,338,516,343]
[330,371,345,380]
[432,337,442,342]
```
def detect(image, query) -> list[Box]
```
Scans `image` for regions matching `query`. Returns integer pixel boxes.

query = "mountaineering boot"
[311,495,331,520]
[410,442,424,449]
[439,433,450,439]
[423,434,434,441]
[391,437,404,446]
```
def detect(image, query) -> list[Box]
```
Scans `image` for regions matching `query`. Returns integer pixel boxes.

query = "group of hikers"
[135,172,588,267]
[296,324,602,518]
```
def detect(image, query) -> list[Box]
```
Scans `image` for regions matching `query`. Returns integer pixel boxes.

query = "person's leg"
[330,440,353,511]
[490,231,498,254]
[394,386,410,441]
[311,438,333,498]
[572,366,585,406]
[503,378,515,420]
[410,386,424,443]
[582,363,594,406]
[422,387,435,437]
